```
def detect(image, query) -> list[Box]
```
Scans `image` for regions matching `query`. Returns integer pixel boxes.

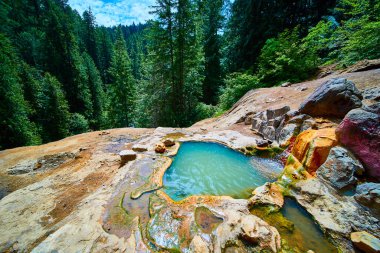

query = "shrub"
[257,27,319,85]
[217,73,261,111]
[69,113,90,135]
[195,102,218,121]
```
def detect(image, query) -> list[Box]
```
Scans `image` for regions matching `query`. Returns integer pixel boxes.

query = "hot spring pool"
[163,141,282,201]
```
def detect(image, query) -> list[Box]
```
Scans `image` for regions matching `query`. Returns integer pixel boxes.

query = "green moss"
[245,146,285,158]
[119,192,128,214]
[164,132,186,140]
[250,205,295,233]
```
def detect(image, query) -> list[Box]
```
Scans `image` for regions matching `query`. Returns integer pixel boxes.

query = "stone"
[256,139,271,148]
[163,138,175,147]
[277,123,300,147]
[266,106,290,119]
[262,126,276,141]
[148,191,281,253]
[119,150,137,165]
[132,144,148,152]
[154,143,166,153]
[336,103,380,180]
[291,128,338,175]
[300,118,316,132]
[351,231,380,253]
[288,114,311,125]
[299,78,362,118]
[363,87,380,101]
[317,146,364,189]
[354,183,380,214]
[287,178,380,252]
[190,235,210,253]
[248,183,284,208]
[251,106,290,141]
[244,114,253,125]
[281,82,291,87]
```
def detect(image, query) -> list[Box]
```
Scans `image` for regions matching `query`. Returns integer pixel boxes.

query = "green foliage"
[40,74,71,142]
[82,53,107,129]
[202,0,224,105]
[108,29,136,127]
[195,103,218,121]
[257,28,319,85]
[0,33,41,149]
[69,113,90,135]
[217,73,261,111]
[302,20,339,63]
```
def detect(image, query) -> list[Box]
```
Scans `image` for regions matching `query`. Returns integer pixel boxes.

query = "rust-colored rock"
[155,143,166,153]
[291,128,338,175]
[163,138,175,147]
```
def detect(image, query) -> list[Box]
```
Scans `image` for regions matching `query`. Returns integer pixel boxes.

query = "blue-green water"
[163,142,280,201]
[282,199,337,252]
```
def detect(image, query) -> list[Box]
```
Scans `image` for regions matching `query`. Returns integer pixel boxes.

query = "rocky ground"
[0,63,379,253]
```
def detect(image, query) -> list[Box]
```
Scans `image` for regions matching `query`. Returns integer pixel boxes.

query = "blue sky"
[68,0,155,26]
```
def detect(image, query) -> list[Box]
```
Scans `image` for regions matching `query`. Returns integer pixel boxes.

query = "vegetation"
[0,0,379,149]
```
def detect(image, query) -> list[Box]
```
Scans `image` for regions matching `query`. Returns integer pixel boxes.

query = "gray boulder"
[355,183,380,214]
[363,87,380,101]
[251,106,290,141]
[299,78,362,118]
[317,146,364,189]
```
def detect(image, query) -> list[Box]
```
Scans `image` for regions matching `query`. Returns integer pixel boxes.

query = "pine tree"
[97,27,113,84]
[108,28,136,127]
[40,73,71,142]
[43,0,93,119]
[0,33,41,149]
[83,8,99,67]
[82,52,107,129]
[202,0,224,105]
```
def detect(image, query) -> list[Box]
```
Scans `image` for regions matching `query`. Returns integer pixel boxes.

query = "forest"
[1,0,379,149]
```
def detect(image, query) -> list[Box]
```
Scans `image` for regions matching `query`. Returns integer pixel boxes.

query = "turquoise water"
[282,199,337,252]
[163,142,278,201]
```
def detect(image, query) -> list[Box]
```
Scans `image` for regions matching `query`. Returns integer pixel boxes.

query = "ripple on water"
[163,142,282,201]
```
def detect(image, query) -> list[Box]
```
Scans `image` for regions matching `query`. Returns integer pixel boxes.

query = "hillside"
[0,63,379,252]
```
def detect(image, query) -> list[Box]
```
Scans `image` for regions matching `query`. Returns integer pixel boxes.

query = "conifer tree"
[108,28,136,127]
[202,0,224,105]
[82,52,107,129]
[0,34,41,149]
[40,73,71,142]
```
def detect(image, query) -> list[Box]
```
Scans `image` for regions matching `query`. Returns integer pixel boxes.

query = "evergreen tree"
[0,34,41,149]
[97,27,113,84]
[202,0,224,105]
[43,0,93,118]
[82,52,107,129]
[225,0,336,72]
[40,73,71,142]
[83,8,99,67]
[108,29,136,127]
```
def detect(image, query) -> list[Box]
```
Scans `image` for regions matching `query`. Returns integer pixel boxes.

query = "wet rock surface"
[148,191,281,252]
[288,178,380,252]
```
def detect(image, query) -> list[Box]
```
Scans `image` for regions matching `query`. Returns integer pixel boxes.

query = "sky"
[68,0,155,27]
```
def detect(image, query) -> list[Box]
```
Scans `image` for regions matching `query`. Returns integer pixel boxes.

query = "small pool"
[163,142,282,201]
[251,198,337,252]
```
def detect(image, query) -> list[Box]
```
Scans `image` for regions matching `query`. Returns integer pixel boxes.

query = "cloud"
[68,0,155,26]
